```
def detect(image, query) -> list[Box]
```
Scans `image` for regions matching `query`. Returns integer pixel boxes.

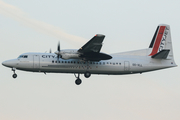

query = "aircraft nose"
[2,61,8,66]
[2,59,18,68]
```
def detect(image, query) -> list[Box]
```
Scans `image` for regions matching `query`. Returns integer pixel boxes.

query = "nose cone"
[2,61,9,67]
[2,59,18,68]
[2,61,5,66]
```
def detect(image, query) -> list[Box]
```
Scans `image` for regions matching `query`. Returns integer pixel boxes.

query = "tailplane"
[149,24,174,60]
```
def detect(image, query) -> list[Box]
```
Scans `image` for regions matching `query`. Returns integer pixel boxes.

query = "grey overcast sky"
[0,0,180,120]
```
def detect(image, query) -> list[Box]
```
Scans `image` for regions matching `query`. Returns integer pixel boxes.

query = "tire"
[12,74,17,78]
[75,78,82,85]
[84,71,91,78]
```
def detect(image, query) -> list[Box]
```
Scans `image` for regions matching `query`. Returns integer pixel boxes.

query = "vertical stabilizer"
[149,24,174,60]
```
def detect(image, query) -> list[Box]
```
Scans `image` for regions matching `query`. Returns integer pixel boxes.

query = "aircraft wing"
[78,34,104,53]
[78,34,112,61]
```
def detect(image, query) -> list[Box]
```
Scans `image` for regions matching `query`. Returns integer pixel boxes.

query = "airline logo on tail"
[149,26,169,56]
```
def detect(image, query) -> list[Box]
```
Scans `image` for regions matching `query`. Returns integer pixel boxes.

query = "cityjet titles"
[158,27,168,52]
[42,55,57,58]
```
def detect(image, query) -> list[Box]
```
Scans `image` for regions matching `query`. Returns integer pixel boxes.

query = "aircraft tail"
[148,24,174,60]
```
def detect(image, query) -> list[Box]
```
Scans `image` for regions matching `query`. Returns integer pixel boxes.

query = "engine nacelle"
[61,53,79,60]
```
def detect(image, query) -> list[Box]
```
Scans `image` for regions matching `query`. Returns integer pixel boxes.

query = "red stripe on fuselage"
[149,26,166,56]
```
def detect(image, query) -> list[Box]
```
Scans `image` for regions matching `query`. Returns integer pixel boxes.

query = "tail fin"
[149,24,174,59]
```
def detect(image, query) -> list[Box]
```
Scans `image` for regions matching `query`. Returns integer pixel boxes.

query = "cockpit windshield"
[18,55,28,58]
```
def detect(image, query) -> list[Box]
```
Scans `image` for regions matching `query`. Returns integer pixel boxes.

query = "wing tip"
[95,34,105,37]
[158,24,170,27]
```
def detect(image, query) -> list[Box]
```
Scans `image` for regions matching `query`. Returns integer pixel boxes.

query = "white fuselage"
[3,51,176,75]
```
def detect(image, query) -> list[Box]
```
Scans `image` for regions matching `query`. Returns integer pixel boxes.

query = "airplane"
[2,24,177,85]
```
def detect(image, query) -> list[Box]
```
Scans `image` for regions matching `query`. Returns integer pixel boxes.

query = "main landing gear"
[74,73,82,85]
[12,68,17,78]
[74,71,91,85]
[84,71,91,78]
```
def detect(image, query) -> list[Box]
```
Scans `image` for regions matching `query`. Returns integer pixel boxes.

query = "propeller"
[55,41,61,60]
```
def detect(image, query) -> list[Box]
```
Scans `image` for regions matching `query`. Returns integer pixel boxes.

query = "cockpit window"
[18,55,23,58]
[18,55,28,58]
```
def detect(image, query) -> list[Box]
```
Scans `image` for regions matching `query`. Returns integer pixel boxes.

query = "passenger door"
[33,55,40,69]
[124,61,130,71]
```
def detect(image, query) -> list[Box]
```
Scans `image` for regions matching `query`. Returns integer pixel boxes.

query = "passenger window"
[55,61,57,63]
[52,61,54,63]
[107,62,109,64]
[65,61,67,63]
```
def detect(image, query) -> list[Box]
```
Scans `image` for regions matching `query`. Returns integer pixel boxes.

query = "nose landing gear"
[12,68,17,78]
[74,73,82,85]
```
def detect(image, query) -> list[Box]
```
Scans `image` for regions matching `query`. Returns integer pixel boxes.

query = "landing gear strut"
[74,73,82,85]
[12,68,17,78]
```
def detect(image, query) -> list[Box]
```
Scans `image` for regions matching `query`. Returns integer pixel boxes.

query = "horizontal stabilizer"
[151,50,170,59]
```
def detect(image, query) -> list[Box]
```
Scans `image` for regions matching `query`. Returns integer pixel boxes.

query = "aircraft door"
[124,61,130,71]
[33,55,40,69]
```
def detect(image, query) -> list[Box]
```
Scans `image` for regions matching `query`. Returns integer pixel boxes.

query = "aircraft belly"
[39,63,130,75]
[38,62,174,74]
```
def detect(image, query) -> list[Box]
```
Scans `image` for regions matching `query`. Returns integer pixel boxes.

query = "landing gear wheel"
[75,78,82,85]
[12,74,17,78]
[74,73,82,85]
[84,71,91,78]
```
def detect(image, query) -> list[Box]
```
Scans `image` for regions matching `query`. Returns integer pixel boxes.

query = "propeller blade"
[56,41,61,60]
[58,41,60,52]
